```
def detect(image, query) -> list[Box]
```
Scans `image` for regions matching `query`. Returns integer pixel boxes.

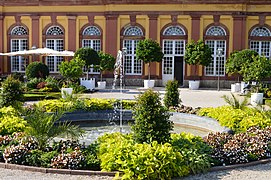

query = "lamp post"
[122,47,127,88]
[217,48,223,91]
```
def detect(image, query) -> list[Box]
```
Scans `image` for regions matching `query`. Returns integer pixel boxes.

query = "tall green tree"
[136,39,164,80]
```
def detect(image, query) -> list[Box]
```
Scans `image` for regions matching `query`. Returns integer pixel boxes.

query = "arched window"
[163,26,185,36]
[161,25,186,86]
[205,26,227,76]
[45,26,64,72]
[250,26,271,58]
[122,25,144,75]
[10,26,28,72]
[206,26,226,36]
[123,26,143,36]
[81,25,102,74]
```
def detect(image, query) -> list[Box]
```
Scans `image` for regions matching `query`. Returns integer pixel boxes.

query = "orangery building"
[0,0,271,88]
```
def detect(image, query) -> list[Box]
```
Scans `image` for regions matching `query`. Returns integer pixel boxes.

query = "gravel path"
[0,168,113,180]
[1,162,271,180]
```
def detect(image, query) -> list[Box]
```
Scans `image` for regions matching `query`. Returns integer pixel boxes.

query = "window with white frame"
[122,26,144,75]
[81,26,101,74]
[250,27,271,58]
[162,26,186,77]
[10,26,28,72]
[205,26,227,76]
[45,26,64,73]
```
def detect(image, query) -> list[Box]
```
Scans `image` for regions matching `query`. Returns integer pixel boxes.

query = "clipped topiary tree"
[0,75,24,108]
[26,62,49,79]
[59,56,85,86]
[226,49,258,81]
[132,89,173,144]
[98,51,116,81]
[164,80,181,108]
[184,39,212,76]
[74,47,100,79]
[136,39,164,80]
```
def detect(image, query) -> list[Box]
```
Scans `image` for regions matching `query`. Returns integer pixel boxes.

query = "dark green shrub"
[45,76,60,92]
[164,80,181,108]
[82,142,100,170]
[0,76,24,108]
[171,133,212,174]
[26,62,49,79]
[39,150,58,168]
[26,78,43,90]
[74,47,100,79]
[132,89,173,144]
[11,72,25,82]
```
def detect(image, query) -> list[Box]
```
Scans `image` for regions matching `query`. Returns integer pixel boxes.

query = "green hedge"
[198,106,271,132]
[35,98,137,113]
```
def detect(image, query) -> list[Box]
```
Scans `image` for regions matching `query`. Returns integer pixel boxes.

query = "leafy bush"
[164,80,180,108]
[171,133,212,174]
[0,106,27,135]
[25,78,43,90]
[98,133,189,180]
[198,106,271,132]
[205,126,271,165]
[44,76,60,92]
[132,89,173,144]
[24,107,84,150]
[82,142,101,170]
[35,99,74,112]
[0,76,24,108]
[26,62,49,79]
[59,57,85,85]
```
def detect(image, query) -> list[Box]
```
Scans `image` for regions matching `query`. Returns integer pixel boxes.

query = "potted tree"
[136,39,164,88]
[226,49,258,93]
[97,51,116,89]
[59,57,85,98]
[74,47,100,90]
[240,55,271,106]
[74,47,100,80]
[184,40,212,90]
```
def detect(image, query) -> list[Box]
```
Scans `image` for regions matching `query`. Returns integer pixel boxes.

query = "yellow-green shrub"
[98,133,189,180]
[198,106,271,132]
[83,98,114,111]
[35,99,74,112]
[0,106,26,135]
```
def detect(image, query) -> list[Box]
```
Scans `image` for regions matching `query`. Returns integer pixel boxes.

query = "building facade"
[0,0,271,87]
